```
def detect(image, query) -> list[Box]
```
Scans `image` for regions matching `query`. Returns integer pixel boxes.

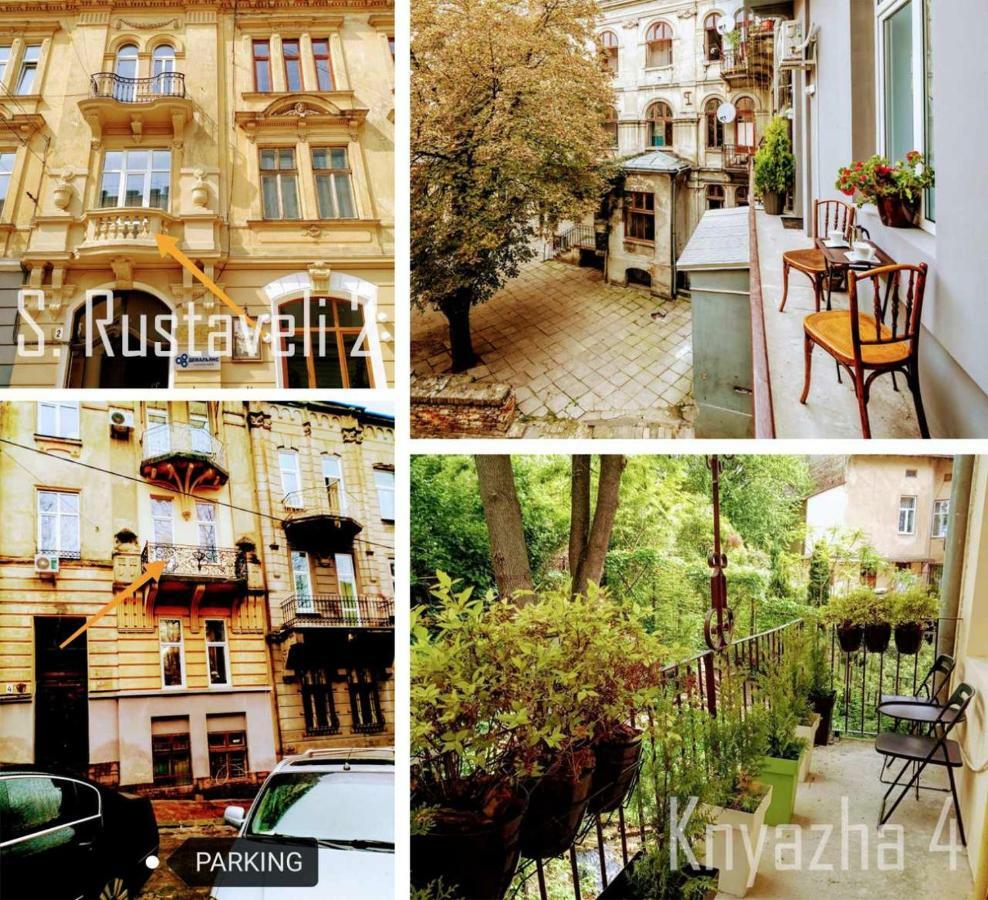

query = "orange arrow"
[59,560,168,649]
[155,234,257,327]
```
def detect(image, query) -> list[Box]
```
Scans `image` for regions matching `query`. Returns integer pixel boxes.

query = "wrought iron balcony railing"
[141,423,227,468]
[90,71,186,103]
[142,542,247,583]
[280,487,363,553]
[721,143,753,171]
[280,593,394,631]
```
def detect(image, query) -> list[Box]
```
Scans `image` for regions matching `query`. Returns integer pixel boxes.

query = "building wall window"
[706,184,725,210]
[282,38,302,91]
[205,620,231,686]
[646,101,673,147]
[16,44,41,95]
[0,46,10,84]
[645,21,673,69]
[253,40,272,91]
[259,148,301,220]
[99,150,171,210]
[279,449,303,507]
[734,96,756,150]
[37,401,79,439]
[313,147,356,219]
[323,455,346,513]
[0,151,12,216]
[604,108,619,148]
[151,497,174,544]
[159,619,185,688]
[313,38,334,90]
[208,731,247,779]
[196,501,218,556]
[278,297,372,389]
[374,469,395,521]
[152,731,191,786]
[705,13,723,61]
[292,550,315,611]
[301,668,339,735]
[152,44,178,93]
[932,498,950,538]
[705,98,723,148]
[898,495,917,534]
[598,30,618,75]
[624,191,654,242]
[347,667,385,733]
[735,185,749,207]
[37,490,80,558]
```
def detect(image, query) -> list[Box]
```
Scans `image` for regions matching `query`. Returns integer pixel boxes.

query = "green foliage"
[819,587,891,627]
[754,116,795,196]
[888,587,939,626]
[835,151,935,207]
[758,655,807,761]
[806,541,831,606]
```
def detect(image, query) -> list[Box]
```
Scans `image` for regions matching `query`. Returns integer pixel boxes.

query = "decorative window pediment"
[235,93,368,140]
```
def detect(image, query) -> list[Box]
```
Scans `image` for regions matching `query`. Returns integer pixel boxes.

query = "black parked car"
[0,766,159,899]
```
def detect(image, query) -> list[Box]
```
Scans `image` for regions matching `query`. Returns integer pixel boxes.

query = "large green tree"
[412,0,615,370]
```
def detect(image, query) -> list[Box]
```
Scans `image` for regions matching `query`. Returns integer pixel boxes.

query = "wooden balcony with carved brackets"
[78,72,193,145]
[75,207,180,261]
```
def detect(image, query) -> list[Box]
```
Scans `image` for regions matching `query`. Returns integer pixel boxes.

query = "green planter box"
[757,752,804,826]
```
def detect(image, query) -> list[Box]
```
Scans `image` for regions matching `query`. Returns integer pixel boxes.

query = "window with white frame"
[151,497,174,544]
[37,490,80,558]
[292,550,314,612]
[374,469,394,522]
[196,501,218,561]
[279,450,303,508]
[189,404,211,454]
[205,619,230,686]
[312,147,356,219]
[323,455,346,514]
[0,46,10,83]
[260,148,301,220]
[898,495,917,534]
[16,44,41,95]
[99,149,171,210]
[37,401,79,439]
[877,0,935,226]
[0,151,12,216]
[932,498,949,538]
[159,619,185,687]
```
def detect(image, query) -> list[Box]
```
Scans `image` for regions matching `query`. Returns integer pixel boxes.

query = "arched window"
[735,185,749,207]
[278,297,373,389]
[734,96,756,150]
[705,98,723,148]
[152,45,177,94]
[114,44,139,100]
[705,13,723,61]
[605,107,619,148]
[645,22,673,68]
[598,31,619,75]
[706,184,725,210]
[646,101,673,148]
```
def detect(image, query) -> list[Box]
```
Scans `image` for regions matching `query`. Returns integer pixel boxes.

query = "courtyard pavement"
[411,258,696,438]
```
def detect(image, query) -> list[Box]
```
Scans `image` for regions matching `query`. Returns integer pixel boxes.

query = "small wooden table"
[813,237,896,310]
[877,702,964,727]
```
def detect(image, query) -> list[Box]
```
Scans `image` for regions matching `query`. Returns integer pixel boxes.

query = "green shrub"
[754,116,795,196]
[820,587,891,627]
[889,587,939,626]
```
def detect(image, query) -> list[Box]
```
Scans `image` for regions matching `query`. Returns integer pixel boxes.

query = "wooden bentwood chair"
[779,199,856,312]
[801,262,930,439]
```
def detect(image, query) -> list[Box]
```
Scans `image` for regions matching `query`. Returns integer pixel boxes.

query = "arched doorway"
[66,290,173,388]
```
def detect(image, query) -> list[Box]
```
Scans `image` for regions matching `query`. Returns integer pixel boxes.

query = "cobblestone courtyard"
[412,259,695,438]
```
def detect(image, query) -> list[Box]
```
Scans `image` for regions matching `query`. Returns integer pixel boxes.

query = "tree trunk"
[439,289,478,372]
[568,456,591,577]
[572,455,626,596]
[475,455,533,602]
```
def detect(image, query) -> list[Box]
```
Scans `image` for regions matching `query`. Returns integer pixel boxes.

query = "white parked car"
[211,748,394,900]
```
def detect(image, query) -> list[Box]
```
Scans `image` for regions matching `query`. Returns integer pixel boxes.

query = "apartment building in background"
[805,454,952,591]
[0,400,394,795]
[0,0,395,389]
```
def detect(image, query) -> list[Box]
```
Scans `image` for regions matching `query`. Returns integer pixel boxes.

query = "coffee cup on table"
[853,240,876,261]
[828,229,845,244]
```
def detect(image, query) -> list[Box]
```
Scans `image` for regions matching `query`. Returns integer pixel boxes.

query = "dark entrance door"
[34,617,89,774]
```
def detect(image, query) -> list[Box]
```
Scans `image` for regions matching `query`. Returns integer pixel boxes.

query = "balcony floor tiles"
[755,210,922,439]
[732,738,971,899]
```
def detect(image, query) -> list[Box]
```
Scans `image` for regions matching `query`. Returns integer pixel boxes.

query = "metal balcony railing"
[721,143,753,171]
[281,486,351,519]
[280,593,395,631]
[141,423,226,469]
[142,542,247,582]
[90,71,186,103]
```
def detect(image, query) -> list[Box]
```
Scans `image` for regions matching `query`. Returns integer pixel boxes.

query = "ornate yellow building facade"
[0,400,394,794]
[0,0,394,388]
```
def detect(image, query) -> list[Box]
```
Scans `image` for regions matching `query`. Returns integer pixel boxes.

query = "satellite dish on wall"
[717,102,737,124]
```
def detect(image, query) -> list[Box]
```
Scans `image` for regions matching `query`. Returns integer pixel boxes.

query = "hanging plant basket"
[835,622,864,653]
[864,622,891,653]
[893,621,926,655]
[519,749,596,860]
[411,790,528,900]
[588,727,644,815]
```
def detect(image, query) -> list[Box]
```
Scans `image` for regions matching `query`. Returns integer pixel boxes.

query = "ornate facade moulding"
[113,17,184,30]
[0,111,46,139]
[235,97,368,140]
[0,0,394,12]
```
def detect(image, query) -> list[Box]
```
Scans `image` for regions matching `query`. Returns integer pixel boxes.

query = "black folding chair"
[878,653,954,708]
[875,683,975,846]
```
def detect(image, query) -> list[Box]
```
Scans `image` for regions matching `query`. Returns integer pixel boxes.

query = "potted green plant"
[755,658,807,826]
[805,623,836,747]
[889,587,939,655]
[753,116,795,215]
[410,576,530,900]
[835,151,935,228]
[821,588,887,653]
[861,591,893,653]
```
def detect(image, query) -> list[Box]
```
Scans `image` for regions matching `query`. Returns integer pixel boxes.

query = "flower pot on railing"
[519,748,595,859]
[588,726,643,815]
[809,690,836,747]
[411,788,527,900]
[835,622,864,653]
[864,622,892,653]
[598,850,719,900]
[893,621,926,655]
[877,195,920,228]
